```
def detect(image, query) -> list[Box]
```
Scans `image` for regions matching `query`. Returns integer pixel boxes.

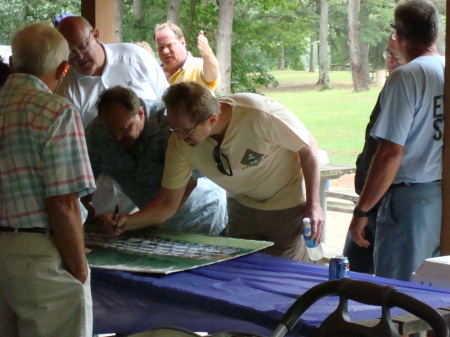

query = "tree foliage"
[0,0,81,44]
[0,0,446,92]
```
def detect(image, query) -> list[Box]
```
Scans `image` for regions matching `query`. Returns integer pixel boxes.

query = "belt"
[0,226,52,234]
[390,179,441,188]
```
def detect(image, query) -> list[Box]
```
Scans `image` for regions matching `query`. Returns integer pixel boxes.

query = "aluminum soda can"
[329,255,350,280]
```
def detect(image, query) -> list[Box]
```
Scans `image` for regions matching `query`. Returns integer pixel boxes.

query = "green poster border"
[85,229,273,274]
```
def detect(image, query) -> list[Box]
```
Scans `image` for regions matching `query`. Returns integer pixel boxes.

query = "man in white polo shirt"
[56,16,169,127]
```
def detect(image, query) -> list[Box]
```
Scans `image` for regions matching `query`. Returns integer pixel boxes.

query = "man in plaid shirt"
[0,23,96,337]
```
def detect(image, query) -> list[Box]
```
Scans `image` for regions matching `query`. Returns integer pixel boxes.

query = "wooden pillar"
[81,0,116,44]
[441,4,450,256]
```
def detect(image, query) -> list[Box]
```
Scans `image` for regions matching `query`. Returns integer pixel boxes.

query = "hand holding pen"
[99,204,126,236]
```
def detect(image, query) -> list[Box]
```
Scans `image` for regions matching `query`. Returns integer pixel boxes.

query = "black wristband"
[353,205,370,218]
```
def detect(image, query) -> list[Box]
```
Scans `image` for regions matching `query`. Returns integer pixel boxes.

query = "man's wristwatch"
[353,205,370,218]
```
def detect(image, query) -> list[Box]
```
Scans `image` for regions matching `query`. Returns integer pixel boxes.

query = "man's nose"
[69,49,84,61]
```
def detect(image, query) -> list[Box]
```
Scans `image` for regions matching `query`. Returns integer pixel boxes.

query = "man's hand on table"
[96,213,127,236]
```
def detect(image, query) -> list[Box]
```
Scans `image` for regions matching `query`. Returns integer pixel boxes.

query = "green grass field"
[261,70,383,165]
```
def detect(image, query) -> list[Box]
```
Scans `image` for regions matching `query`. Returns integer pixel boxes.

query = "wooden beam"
[440,2,450,256]
[81,0,116,44]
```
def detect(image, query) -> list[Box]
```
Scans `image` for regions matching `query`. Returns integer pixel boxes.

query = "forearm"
[46,193,88,283]
[298,136,324,241]
[357,139,403,212]
[125,186,186,231]
[299,136,321,206]
[197,31,219,83]
[202,54,220,83]
[179,180,197,208]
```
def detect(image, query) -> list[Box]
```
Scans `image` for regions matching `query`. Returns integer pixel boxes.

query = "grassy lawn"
[261,70,383,165]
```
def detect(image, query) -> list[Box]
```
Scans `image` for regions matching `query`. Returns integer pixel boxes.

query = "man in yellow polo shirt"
[154,22,220,94]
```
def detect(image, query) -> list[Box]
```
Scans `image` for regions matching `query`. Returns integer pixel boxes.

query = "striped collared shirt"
[0,73,96,229]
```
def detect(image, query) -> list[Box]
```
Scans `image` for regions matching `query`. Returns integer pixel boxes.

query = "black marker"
[113,205,119,228]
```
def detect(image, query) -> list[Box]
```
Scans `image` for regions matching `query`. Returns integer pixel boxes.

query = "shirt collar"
[5,73,52,93]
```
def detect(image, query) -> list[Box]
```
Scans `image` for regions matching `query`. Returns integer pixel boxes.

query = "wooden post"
[441,5,450,256]
[81,0,116,44]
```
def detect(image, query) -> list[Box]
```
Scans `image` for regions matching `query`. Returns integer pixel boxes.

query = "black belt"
[391,179,441,188]
[0,226,52,234]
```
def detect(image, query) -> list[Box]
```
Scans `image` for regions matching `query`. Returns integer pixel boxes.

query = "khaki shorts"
[227,197,310,262]
[0,232,92,337]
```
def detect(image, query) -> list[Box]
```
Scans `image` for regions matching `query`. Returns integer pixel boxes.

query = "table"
[320,163,356,242]
[92,253,450,336]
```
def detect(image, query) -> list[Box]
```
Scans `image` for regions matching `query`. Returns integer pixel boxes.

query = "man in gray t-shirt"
[348,0,444,281]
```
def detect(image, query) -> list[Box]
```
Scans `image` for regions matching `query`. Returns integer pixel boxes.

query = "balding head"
[57,16,105,76]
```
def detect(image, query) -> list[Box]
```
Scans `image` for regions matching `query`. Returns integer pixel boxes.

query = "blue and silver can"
[329,255,350,280]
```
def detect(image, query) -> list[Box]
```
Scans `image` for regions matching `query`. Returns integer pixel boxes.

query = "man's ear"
[92,28,100,43]
[138,106,145,120]
[55,60,68,81]
[209,113,218,126]
[9,56,14,73]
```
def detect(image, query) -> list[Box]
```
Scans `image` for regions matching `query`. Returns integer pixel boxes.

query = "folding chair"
[271,278,449,337]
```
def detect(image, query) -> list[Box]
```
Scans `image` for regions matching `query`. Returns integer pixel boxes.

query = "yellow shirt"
[162,93,310,210]
[167,53,220,94]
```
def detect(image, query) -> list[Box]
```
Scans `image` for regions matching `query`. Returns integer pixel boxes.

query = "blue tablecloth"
[92,253,450,336]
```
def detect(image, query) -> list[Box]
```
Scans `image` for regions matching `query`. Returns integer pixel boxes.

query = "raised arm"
[298,134,324,242]
[197,31,219,84]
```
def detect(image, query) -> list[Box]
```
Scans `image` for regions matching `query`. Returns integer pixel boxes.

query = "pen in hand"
[113,204,119,229]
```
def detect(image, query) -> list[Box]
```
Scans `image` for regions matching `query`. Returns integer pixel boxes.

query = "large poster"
[85,230,273,274]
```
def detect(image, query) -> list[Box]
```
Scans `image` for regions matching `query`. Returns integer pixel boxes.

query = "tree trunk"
[133,0,142,19]
[348,0,368,92]
[167,0,182,25]
[318,0,331,90]
[359,41,371,85]
[216,0,235,96]
[186,0,198,44]
[278,45,285,70]
[115,0,123,42]
[309,37,315,73]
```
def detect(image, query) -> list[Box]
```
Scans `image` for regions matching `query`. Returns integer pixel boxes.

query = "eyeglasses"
[168,121,200,139]
[69,31,93,60]
[382,50,400,61]
[389,24,397,40]
[213,145,233,176]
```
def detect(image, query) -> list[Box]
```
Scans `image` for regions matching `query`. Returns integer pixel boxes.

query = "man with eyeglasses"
[154,22,220,94]
[55,16,169,127]
[86,86,227,236]
[105,82,324,262]
[349,0,444,281]
[343,32,405,274]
